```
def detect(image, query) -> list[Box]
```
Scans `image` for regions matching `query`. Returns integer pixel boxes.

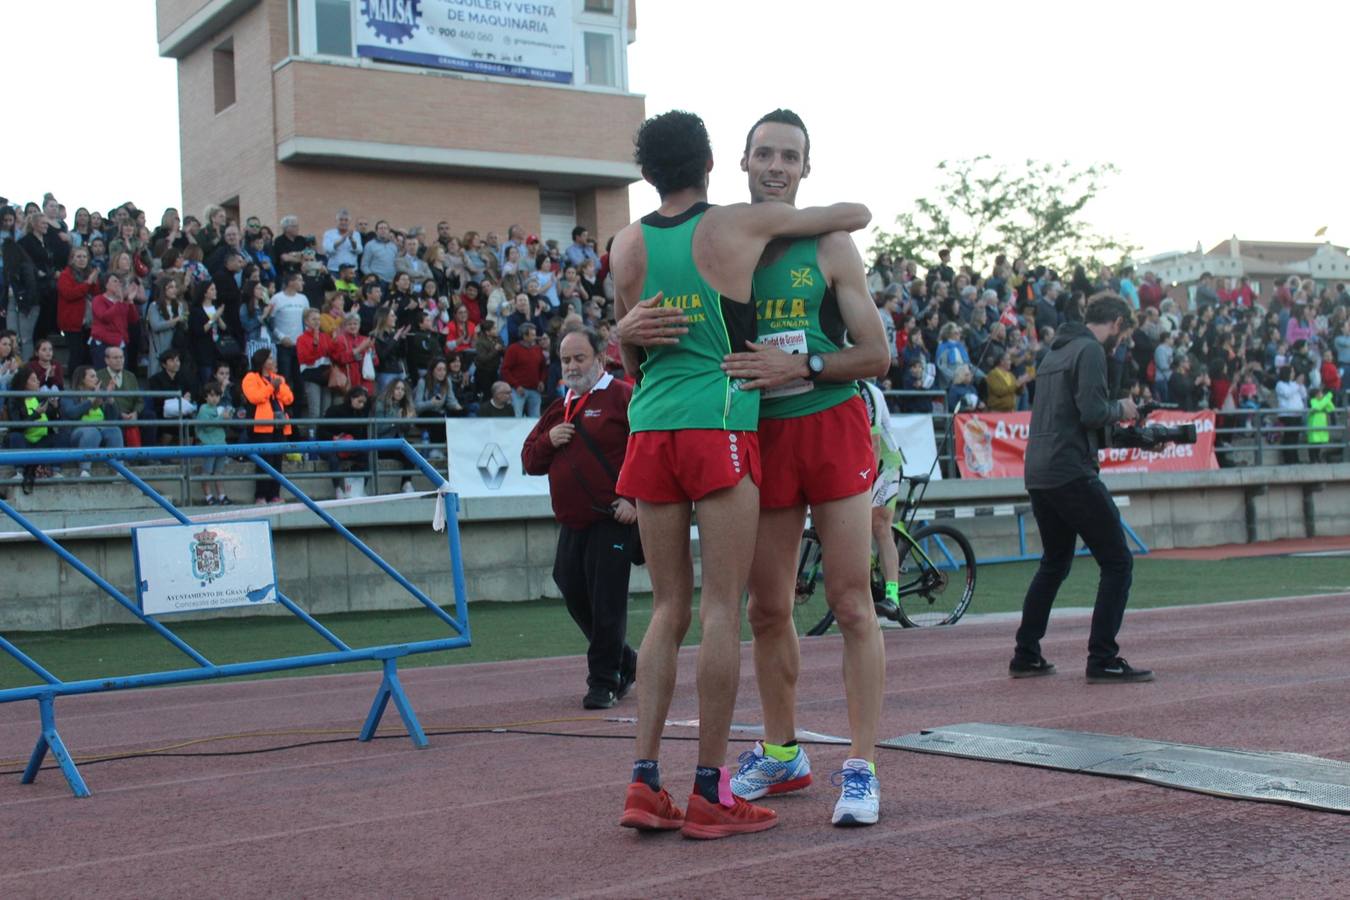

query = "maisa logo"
[361,0,422,44]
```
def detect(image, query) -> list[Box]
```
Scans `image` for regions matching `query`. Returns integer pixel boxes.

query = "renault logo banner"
[446,418,549,499]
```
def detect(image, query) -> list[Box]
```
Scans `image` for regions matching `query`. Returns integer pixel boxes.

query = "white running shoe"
[830,759,879,826]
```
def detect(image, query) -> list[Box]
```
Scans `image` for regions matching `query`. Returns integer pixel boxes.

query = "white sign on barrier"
[445,417,549,499]
[133,521,279,615]
[891,414,942,481]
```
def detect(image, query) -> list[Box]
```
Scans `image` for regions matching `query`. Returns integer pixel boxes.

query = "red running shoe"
[619,782,684,831]
[680,793,778,840]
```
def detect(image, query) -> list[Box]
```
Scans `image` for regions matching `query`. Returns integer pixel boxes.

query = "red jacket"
[501,342,546,391]
[446,318,476,354]
[57,268,99,332]
[1322,361,1342,393]
[89,293,141,347]
[521,374,633,529]
[296,329,335,371]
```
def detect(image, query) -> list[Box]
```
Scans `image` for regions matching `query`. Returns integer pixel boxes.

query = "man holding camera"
[521,327,638,710]
[1010,292,1154,684]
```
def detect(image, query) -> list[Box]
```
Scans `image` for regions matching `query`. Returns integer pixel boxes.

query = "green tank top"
[628,204,759,433]
[753,237,857,419]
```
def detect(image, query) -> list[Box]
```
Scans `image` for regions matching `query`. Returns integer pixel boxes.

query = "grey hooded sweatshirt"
[1024,322,1124,489]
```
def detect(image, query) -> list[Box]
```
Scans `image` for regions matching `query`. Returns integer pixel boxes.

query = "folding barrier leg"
[21,694,90,798]
[360,657,429,749]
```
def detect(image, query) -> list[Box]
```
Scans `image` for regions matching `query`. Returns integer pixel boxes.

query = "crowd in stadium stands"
[2,194,1348,497]
[867,251,1350,464]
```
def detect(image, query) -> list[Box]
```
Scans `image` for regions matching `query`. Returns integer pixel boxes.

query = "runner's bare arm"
[698,201,871,303]
[610,222,649,377]
[721,232,890,389]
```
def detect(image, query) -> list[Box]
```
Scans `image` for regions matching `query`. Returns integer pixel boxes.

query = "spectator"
[194,381,231,505]
[206,223,245,275]
[457,280,484,324]
[1307,386,1335,462]
[1168,355,1207,411]
[1152,330,1175,403]
[196,205,228,260]
[359,220,397,283]
[935,321,973,388]
[188,280,228,385]
[88,272,142,371]
[146,348,197,430]
[240,347,293,504]
[320,386,372,499]
[1193,272,1220,310]
[333,261,360,303]
[19,212,58,341]
[96,345,143,447]
[501,322,545,417]
[269,272,310,388]
[1285,304,1316,349]
[413,357,463,445]
[332,311,375,395]
[387,271,420,328]
[374,378,417,493]
[1274,366,1307,465]
[322,209,363,271]
[239,279,276,362]
[462,230,488,284]
[371,308,410,394]
[300,248,336,308]
[147,275,190,377]
[564,225,600,269]
[271,215,308,275]
[404,311,442,383]
[0,330,21,391]
[395,236,433,284]
[478,380,515,417]
[56,246,99,369]
[25,337,65,390]
[445,302,477,356]
[6,367,62,492]
[946,363,980,413]
[985,351,1028,412]
[60,365,123,476]
[296,308,336,423]
[4,226,41,357]
[357,280,384,334]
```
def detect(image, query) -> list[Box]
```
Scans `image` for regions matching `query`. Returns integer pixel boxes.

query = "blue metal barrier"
[0,440,471,797]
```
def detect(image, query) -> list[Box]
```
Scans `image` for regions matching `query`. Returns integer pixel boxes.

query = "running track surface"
[1,594,1347,898]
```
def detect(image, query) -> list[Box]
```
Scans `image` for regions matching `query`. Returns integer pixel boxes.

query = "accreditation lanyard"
[562,388,592,424]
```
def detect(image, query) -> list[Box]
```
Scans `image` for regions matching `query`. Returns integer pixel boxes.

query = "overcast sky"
[6,0,1348,262]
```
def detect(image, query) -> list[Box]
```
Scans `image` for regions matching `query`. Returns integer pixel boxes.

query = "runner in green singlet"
[611,110,873,840]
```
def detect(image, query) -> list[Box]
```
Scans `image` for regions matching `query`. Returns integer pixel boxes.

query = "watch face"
[809,354,825,374]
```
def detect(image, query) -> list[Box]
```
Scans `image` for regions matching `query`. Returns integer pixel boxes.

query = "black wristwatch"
[804,353,826,382]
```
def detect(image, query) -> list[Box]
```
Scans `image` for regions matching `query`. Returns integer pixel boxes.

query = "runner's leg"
[692,475,760,767]
[633,499,693,762]
[814,489,883,760]
[745,504,808,745]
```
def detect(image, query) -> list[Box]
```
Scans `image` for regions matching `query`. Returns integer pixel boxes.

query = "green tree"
[869,157,1136,277]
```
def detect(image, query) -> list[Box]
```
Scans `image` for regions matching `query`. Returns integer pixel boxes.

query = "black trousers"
[248,429,282,501]
[1015,476,1133,665]
[553,517,637,692]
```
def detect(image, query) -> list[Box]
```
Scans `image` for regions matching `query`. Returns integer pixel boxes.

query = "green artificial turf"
[1,555,1346,691]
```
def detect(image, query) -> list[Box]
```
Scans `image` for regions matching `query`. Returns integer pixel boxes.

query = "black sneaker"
[615,671,635,702]
[1009,655,1056,678]
[1086,658,1154,684]
[583,687,617,710]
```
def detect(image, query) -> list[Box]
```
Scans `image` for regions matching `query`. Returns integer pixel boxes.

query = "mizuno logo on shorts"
[859,468,872,480]
[728,433,741,472]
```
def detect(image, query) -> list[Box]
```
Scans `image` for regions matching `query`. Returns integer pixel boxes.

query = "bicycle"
[792,473,977,636]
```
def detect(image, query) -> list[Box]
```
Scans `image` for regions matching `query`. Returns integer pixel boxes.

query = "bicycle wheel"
[791,530,834,636]
[894,523,977,627]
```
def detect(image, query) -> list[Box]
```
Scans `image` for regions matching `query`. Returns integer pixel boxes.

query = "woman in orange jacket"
[241,346,293,504]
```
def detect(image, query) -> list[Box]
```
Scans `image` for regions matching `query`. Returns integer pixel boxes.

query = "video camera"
[1110,402,1198,451]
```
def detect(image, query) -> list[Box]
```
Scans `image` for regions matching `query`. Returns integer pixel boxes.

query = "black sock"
[783,740,798,748]
[632,759,660,790]
[694,766,722,804]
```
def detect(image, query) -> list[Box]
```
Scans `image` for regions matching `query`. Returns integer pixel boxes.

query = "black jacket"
[1024,323,1123,489]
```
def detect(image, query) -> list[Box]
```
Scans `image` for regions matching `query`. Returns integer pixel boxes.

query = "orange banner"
[954,410,1219,479]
